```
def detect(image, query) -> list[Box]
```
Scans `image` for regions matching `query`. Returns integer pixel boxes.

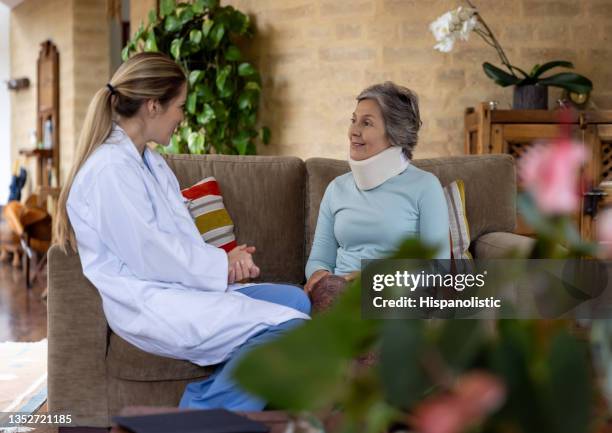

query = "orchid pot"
[513,83,548,110]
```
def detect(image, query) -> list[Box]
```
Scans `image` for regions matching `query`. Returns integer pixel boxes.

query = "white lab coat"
[66,125,309,366]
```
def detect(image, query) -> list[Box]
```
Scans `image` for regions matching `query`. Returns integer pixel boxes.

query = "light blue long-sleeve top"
[305,164,451,279]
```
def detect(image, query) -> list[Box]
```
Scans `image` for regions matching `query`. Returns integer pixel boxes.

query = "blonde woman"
[54,53,310,410]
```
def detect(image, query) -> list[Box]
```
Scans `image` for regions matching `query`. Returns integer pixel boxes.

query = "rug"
[0,339,47,415]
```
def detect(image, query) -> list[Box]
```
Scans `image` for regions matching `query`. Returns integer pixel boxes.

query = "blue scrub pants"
[179,284,311,410]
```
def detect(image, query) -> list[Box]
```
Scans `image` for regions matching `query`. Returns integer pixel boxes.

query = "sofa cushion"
[305,154,517,257]
[165,155,306,284]
[473,232,535,259]
[181,176,237,253]
[106,333,214,381]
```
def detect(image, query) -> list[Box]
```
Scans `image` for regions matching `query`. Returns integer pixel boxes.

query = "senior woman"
[305,82,450,307]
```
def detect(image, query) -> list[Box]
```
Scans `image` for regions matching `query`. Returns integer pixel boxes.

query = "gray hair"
[357,81,422,160]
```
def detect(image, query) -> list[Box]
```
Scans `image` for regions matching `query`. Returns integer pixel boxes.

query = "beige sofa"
[47,154,533,426]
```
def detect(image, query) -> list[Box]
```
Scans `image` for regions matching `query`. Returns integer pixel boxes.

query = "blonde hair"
[54,52,186,253]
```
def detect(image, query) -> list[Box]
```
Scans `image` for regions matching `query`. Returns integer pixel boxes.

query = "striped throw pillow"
[444,179,472,259]
[181,177,238,253]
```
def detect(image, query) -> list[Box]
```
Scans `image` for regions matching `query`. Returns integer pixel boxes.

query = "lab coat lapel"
[144,147,202,241]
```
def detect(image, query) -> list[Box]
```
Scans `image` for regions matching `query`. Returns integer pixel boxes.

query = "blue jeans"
[179,284,311,410]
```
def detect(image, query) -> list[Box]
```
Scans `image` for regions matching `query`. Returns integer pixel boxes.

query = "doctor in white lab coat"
[54,53,310,410]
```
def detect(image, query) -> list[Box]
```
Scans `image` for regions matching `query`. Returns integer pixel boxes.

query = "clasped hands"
[227,244,260,284]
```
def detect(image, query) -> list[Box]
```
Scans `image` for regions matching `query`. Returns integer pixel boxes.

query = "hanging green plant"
[122,0,270,155]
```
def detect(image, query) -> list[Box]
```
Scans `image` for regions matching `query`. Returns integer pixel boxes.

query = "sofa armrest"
[47,245,110,426]
[473,232,535,259]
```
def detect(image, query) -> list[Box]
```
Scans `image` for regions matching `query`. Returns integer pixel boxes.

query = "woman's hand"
[304,269,331,294]
[227,244,260,283]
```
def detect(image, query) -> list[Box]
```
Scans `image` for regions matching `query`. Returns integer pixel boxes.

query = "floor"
[0,215,48,342]
[1,213,55,431]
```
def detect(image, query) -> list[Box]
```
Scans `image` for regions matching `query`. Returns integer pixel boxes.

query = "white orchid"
[428,2,593,108]
[429,6,478,52]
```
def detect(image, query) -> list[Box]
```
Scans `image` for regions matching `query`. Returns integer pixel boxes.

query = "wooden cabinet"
[464,103,612,240]
[19,40,60,209]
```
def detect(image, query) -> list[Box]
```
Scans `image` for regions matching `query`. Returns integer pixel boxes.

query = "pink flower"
[454,371,506,415]
[519,137,586,215]
[410,395,468,433]
[409,371,506,433]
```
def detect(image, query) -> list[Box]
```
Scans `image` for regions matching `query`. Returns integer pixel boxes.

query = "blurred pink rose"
[410,371,505,433]
[410,395,468,433]
[454,371,505,415]
[519,137,586,215]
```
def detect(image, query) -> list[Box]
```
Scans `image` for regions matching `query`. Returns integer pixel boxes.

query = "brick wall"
[222,0,611,160]
[10,0,109,187]
[130,0,156,36]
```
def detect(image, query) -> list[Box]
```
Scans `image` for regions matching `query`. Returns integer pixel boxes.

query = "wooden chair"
[2,196,52,288]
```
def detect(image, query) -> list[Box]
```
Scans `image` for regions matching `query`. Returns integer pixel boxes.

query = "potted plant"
[429,1,593,109]
[122,0,270,155]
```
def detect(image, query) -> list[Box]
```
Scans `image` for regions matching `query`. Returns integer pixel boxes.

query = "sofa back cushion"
[305,154,516,257]
[164,154,306,284]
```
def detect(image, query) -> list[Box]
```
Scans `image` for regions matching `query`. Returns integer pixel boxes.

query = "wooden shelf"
[19,148,53,158]
[464,102,612,241]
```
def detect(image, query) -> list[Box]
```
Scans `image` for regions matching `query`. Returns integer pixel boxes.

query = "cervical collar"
[349,146,409,190]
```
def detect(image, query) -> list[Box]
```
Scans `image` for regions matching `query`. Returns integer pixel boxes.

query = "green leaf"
[133,22,145,41]
[437,320,485,370]
[260,126,271,144]
[232,130,251,155]
[244,81,261,92]
[188,70,204,87]
[216,65,232,93]
[159,0,176,18]
[489,323,546,433]
[144,31,158,52]
[189,29,202,45]
[170,38,182,60]
[166,134,181,154]
[213,101,229,122]
[196,83,215,101]
[180,125,192,142]
[238,62,257,77]
[179,6,194,25]
[538,72,593,94]
[121,45,131,61]
[224,45,242,61]
[202,19,214,37]
[148,9,158,24]
[164,14,181,32]
[228,10,249,34]
[238,92,252,110]
[531,60,574,79]
[240,112,257,128]
[483,62,521,87]
[186,91,197,114]
[545,332,592,433]
[187,132,205,154]
[197,104,216,124]
[211,23,225,48]
[192,0,205,14]
[379,320,429,409]
[202,0,219,8]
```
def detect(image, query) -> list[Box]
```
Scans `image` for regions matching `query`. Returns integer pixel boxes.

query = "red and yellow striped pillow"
[181,177,237,253]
